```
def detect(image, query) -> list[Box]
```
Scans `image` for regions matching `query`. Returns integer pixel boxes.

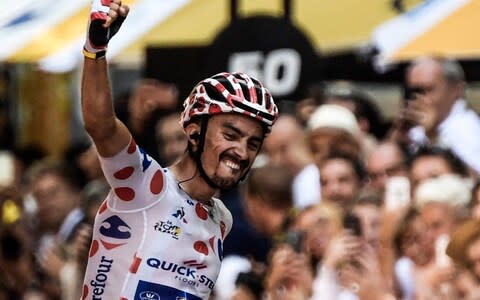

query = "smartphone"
[435,234,451,267]
[343,213,362,237]
[284,230,305,253]
[385,176,411,211]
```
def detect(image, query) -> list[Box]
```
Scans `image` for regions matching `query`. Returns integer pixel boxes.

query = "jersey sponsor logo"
[99,215,131,250]
[89,256,114,299]
[172,207,188,223]
[139,147,152,172]
[153,220,181,239]
[146,258,215,290]
[138,291,160,300]
[134,280,201,300]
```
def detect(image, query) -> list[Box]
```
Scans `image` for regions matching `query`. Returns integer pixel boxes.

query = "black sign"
[205,16,321,101]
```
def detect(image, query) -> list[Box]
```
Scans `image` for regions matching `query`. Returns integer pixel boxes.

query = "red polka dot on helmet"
[180,72,279,135]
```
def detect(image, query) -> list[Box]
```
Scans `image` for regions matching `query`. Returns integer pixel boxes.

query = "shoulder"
[212,198,233,231]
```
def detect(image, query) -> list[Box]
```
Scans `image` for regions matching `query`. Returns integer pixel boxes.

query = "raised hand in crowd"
[36,241,65,280]
[322,230,363,270]
[339,243,395,300]
[387,95,438,146]
[264,244,313,299]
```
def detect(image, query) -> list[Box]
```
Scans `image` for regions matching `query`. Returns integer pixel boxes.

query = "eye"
[248,141,260,151]
[223,132,236,141]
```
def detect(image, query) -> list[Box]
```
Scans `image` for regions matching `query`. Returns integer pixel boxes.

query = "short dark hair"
[26,159,83,192]
[319,152,368,182]
[244,164,294,209]
[409,146,469,177]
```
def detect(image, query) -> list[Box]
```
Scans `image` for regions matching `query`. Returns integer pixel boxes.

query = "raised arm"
[81,0,130,157]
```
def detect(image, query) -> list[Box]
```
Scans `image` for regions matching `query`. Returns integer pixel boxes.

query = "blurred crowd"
[1,55,480,300]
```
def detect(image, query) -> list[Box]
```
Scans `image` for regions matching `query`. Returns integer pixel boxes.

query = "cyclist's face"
[202,113,264,190]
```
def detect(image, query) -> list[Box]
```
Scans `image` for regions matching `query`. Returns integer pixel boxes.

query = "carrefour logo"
[100,215,131,239]
[99,215,131,250]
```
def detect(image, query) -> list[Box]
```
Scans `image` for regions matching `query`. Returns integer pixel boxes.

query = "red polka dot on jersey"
[150,170,164,195]
[114,166,134,180]
[195,203,208,220]
[82,284,88,300]
[98,200,108,214]
[194,241,209,255]
[89,240,99,257]
[127,139,137,154]
[129,254,142,274]
[115,187,135,201]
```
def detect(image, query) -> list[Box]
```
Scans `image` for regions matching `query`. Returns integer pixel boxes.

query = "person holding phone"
[389,56,480,175]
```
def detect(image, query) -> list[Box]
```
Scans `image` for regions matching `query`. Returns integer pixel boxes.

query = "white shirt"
[82,139,232,300]
[409,99,480,173]
[292,164,321,209]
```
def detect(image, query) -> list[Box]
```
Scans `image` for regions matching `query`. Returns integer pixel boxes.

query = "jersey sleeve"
[99,137,166,211]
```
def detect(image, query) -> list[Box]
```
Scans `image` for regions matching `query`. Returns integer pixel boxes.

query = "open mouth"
[224,159,240,171]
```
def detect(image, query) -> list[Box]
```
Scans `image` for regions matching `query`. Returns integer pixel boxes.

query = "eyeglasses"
[368,161,406,181]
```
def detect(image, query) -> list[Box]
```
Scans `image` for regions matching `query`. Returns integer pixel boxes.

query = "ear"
[185,123,201,145]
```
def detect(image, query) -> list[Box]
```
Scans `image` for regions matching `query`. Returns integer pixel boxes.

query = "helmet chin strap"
[188,117,222,190]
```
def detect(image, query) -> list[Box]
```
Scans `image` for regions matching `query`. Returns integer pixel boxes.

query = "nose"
[233,141,249,161]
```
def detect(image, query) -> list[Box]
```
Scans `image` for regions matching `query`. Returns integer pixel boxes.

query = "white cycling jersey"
[81,138,232,300]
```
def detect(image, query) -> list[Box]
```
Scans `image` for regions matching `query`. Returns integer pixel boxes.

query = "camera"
[403,86,426,101]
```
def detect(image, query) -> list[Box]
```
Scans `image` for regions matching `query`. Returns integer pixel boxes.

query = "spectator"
[292,202,343,270]
[0,224,38,299]
[216,164,296,300]
[242,164,296,239]
[352,189,383,251]
[25,160,85,299]
[26,160,84,245]
[414,174,472,240]
[322,81,384,153]
[392,56,480,174]
[447,218,480,298]
[366,141,408,192]
[307,104,363,163]
[115,78,179,162]
[393,208,456,299]
[409,146,470,188]
[154,111,188,166]
[263,115,320,209]
[318,153,366,211]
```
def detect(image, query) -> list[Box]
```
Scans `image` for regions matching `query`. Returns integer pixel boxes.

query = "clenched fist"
[84,0,129,59]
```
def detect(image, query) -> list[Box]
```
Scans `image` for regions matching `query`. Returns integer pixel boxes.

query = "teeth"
[225,160,240,170]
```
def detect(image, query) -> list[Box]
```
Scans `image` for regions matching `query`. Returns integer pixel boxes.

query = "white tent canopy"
[0,0,190,72]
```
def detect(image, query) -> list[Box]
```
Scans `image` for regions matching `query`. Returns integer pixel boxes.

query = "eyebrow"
[223,122,263,143]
